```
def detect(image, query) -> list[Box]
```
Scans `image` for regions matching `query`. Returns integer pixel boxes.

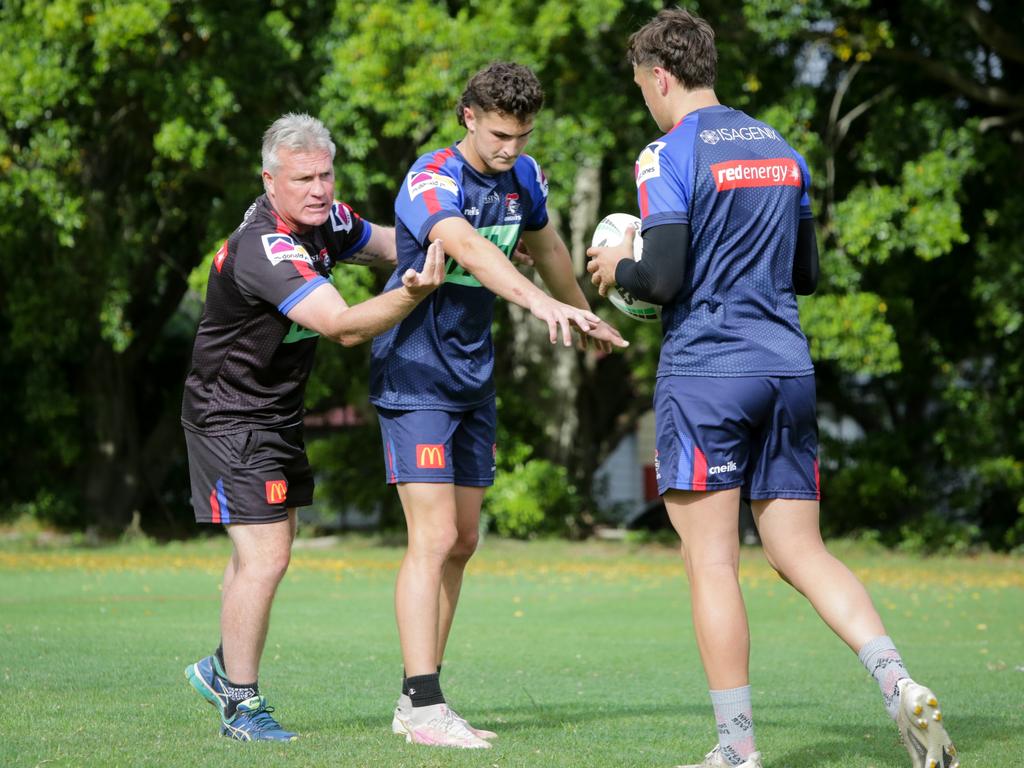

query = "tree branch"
[978,109,1024,133]
[878,48,1024,109]
[963,4,1024,65]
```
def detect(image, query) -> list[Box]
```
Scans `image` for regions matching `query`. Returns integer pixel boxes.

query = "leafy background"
[1,0,1021,550]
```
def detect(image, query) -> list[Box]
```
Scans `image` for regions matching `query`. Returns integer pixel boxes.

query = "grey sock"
[710,685,756,766]
[858,635,910,720]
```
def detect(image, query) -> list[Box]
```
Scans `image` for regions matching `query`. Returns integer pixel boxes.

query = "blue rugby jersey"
[370,146,549,410]
[636,105,814,378]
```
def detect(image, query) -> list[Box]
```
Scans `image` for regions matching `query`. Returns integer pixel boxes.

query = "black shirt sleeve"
[793,217,819,295]
[614,223,690,306]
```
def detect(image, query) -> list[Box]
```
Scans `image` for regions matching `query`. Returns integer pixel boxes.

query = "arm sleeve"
[324,200,373,264]
[395,154,464,247]
[793,217,819,295]
[234,232,328,315]
[614,223,689,306]
[515,154,550,232]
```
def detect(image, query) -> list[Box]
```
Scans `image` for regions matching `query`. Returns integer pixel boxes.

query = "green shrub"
[485,458,580,539]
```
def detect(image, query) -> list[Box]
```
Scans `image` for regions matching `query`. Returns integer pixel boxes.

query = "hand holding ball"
[589,213,661,322]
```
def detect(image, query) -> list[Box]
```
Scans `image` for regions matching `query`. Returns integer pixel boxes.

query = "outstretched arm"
[521,223,622,353]
[286,239,445,346]
[430,216,626,348]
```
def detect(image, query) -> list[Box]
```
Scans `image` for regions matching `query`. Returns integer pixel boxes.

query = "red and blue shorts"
[375,402,497,486]
[653,375,820,500]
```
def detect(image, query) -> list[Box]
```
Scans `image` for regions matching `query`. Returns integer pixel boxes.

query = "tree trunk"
[79,344,144,535]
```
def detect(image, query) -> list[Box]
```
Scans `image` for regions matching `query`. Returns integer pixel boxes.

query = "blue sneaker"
[185,655,229,717]
[220,695,298,742]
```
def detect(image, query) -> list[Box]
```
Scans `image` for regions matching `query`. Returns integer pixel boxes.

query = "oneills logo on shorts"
[415,444,446,469]
[265,480,288,504]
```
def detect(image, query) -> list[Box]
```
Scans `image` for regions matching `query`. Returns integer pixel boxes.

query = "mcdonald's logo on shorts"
[265,479,288,504]
[416,444,446,469]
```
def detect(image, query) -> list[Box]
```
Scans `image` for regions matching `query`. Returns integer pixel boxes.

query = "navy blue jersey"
[182,195,371,434]
[637,105,814,378]
[370,146,549,410]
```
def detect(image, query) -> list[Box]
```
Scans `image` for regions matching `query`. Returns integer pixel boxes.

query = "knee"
[448,528,479,564]
[681,547,740,580]
[239,549,291,585]
[410,525,460,560]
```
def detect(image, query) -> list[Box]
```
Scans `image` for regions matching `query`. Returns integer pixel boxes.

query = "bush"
[485,457,581,539]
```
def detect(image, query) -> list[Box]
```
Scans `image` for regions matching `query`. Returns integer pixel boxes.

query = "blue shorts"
[654,375,819,500]
[375,402,497,486]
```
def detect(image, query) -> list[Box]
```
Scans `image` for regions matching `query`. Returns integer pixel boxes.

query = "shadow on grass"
[327,700,708,733]
[766,712,1001,767]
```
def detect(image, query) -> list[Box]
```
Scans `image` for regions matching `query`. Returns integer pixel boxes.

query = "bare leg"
[753,498,885,652]
[395,483,459,677]
[220,509,297,683]
[436,485,484,666]
[665,488,750,690]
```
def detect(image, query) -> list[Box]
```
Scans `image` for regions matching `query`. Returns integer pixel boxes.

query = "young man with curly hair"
[371,62,626,749]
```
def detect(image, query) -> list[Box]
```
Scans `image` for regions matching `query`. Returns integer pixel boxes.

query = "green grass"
[0,535,1021,767]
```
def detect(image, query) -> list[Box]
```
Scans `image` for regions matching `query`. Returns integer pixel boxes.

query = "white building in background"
[592,410,659,525]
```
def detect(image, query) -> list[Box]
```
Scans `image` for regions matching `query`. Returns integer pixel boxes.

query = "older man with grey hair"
[181,112,445,742]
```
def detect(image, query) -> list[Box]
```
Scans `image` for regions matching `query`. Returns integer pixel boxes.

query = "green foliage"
[897,513,982,555]
[0,0,1020,551]
[485,446,581,538]
[800,292,901,375]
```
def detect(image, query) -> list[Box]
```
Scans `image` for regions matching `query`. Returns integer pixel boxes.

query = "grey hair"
[261,113,336,175]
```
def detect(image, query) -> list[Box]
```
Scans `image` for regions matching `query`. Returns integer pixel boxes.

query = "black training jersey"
[182,194,371,435]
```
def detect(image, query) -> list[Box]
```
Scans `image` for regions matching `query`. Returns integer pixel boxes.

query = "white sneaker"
[392,702,491,749]
[896,679,960,768]
[392,693,496,740]
[675,745,763,768]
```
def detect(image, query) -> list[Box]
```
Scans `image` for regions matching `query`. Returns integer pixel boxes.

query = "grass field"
[0,534,1021,767]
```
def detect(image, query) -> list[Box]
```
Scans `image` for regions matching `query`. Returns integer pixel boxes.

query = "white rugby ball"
[590,213,661,322]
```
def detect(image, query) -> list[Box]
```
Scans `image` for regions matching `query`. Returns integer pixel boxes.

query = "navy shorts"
[184,425,314,524]
[654,375,819,500]
[375,402,497,486]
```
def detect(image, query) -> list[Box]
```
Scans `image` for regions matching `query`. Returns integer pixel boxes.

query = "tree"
[0,0,336,533]
[2,0,1020,548]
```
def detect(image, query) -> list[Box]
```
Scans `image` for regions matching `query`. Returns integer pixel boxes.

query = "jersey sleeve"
[795,151,813,220]
[515,154,550,231]
[233,230,329,316]
[395,150,464,246]
[323,200,374,264]
[636,119,697,233]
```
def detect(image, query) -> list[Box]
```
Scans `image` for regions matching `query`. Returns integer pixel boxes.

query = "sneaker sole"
[220,721,299,742]
[393,712,496,740]
[184,663,225,716]
[898,682,960,768]
[404,730,490,749]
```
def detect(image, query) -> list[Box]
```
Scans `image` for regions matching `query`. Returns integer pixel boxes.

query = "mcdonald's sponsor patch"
[415,443,446,469]
[265,479,288,504]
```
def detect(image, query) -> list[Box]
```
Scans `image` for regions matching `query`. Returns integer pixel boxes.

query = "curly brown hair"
[456,62,545,126]
[628,8,717,90]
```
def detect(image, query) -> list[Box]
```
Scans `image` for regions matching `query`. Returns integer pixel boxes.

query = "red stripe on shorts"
[692,445,708,490]
[210,487,221,524]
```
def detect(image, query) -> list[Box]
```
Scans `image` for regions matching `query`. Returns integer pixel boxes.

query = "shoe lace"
[245,702,284,732]
[434,708,478,740]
